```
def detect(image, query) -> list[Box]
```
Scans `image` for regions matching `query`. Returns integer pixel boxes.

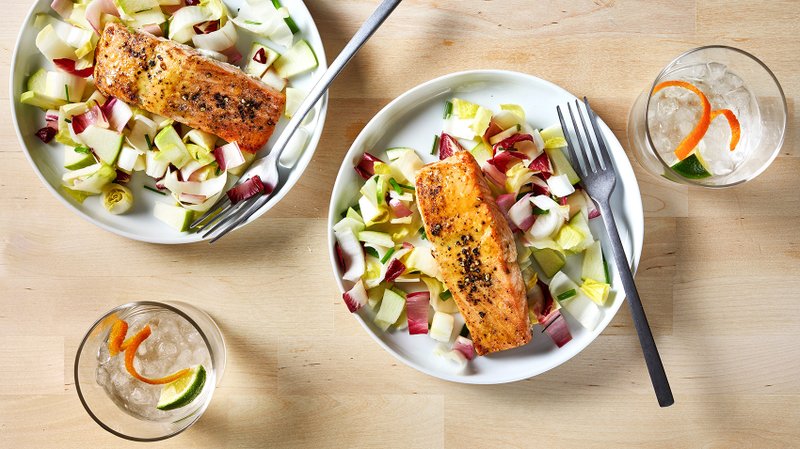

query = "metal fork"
[191,0,404,242]
[558,98,674,408]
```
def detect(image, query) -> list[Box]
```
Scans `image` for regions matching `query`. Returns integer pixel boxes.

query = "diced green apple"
[154,202,193,232]
[80,125,124,165]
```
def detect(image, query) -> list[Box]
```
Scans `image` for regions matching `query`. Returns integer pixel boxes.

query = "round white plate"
[328,70,644,384]
[10,0,328,244]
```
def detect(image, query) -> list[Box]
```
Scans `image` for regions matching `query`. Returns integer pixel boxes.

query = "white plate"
[328,70,644,384]
[10,0,328,244]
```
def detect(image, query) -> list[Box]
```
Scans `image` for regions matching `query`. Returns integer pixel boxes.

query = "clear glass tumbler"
[75,301,226,441]
[628,45,787,187]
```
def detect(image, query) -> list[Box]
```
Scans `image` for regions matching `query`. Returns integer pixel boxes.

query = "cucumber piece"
[244,42,280,77]
[488,124,521,145]
[20,91,65,110]
[582,240,605,282]
[45,71,86,103]
[80,126,124,165]
[260,68,287,92]
[154,202,193,232]
[63,146,95,170]
[114,0,159,15]
[284,87,305,118]
[374,289,405,331]
[154,126,191,168]
[549,271,580,301]
[357,230,394,248]
[429,311,455,342]
[27,69,48,94]
[532,248,565,278]
[64,164,116,194]
[550,272,602,330]
[470,141,492,166]
[545,147,580,185]
[273,40,318,78]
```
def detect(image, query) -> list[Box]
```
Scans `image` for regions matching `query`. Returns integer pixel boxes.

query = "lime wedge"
[156,365,206,411]
[671,153,711,179]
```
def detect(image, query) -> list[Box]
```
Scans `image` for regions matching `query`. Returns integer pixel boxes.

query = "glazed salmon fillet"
[416,151,531,355]
[93,22,285,153]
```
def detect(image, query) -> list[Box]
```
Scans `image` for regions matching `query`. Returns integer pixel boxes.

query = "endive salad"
[21,0,316,231]
[334,99,613,368]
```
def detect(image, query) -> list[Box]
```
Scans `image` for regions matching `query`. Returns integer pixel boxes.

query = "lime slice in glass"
[671,153,712,179]
[156,365,206,411]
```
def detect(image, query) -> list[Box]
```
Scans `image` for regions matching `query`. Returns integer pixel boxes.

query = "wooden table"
[1,1,798,447]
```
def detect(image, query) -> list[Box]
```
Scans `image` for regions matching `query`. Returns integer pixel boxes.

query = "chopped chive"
[556,289,577,301]
[64,84,70,102]
[388,178,403,195]
[418,226,427,240]
[365,247,379,258]
[143,185,166,195]
[64,118,72,123]
[532,206,549,215]
[443,100,453,119]
[144,134,153,151]
[74,145,90,154]
[603,256,610,284]
[284,16,300,34]
[430,134,440,155]
[134,8,150,13]
[216,167,222,176]
[459,324,470,338]
[398,182,415,192]
[439,290,452,301]
[244,20,262,25]
[380,247,396,264]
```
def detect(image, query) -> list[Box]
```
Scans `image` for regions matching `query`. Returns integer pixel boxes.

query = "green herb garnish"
[388,178,403,195]
[532,206,549,215]
[418,226,427,240]
[439,290,452,301]
[380,247,396,264]
[365,247,379,259]
[430,134,440,155]
[443,100,453,119]
[244,20,262,25]
[64,118,72,123]
[144,134,153,152]
[73,145,90,154]
[398,182,415,192]
[143,185,166,195]
[64,84,70,102]
[603,257,610,284]
[459,324,470,338]
[556,289,577,301]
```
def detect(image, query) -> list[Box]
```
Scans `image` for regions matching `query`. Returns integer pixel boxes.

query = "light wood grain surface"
[1,1,798,448]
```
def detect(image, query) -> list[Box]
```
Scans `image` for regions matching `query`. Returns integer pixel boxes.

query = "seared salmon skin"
[416,151,531,355]
[93,22,285,153]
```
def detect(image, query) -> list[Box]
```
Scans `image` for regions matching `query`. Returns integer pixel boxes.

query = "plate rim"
[9,0,329,245]
[326,69,645,384]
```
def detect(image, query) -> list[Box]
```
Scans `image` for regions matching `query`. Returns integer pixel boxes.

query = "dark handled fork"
[558,98,674,407]
[191,0,404,243]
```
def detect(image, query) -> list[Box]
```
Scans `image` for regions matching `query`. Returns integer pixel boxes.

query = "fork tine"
[200,196,259,238]
[208,195,270,243]
[575,99,604,171]
[557,105,586,177]
[567,102,595,173]
[190,197,232,230]
[583,97,614,170]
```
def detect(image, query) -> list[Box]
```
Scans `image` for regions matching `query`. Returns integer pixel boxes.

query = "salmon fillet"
[416,151,531,355]
[93,22,285,153]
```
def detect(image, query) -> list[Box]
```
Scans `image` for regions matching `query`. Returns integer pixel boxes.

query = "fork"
[191,0,404,242]
[558,98,674,408]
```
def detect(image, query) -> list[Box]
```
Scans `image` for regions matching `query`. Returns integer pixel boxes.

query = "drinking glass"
[75,301,226,441]
[628,45,787,187]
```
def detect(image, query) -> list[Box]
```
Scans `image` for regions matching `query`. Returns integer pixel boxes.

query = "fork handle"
[267,0,403,164]
[598,200,674,407]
